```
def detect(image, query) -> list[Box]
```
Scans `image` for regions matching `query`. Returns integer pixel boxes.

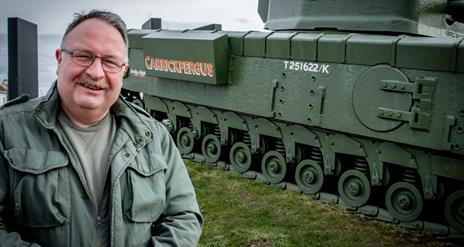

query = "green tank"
[123,0,464,236]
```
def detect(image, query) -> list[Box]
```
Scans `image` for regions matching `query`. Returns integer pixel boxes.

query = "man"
[0,10,202,246]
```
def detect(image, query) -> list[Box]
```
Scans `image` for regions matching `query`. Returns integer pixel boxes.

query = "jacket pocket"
[4,148,70,227]
[123,153,167,223]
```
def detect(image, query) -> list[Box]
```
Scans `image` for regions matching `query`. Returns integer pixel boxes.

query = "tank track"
[184,153,464,240]
[124,92,464,240]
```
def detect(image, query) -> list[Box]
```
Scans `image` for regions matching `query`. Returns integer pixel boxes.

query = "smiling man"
[0,10,202,246]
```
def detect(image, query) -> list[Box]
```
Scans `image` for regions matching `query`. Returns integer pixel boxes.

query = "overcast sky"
[0,0,264,34]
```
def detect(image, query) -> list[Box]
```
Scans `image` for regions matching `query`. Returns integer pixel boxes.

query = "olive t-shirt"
[58,110,116,209]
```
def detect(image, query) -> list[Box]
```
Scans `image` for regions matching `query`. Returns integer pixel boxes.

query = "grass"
[185,160,456,247]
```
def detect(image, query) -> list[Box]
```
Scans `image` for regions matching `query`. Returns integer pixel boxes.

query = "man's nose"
[85,58,105,80]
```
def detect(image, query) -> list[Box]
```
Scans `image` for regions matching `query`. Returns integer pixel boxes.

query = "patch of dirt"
[244,237,273,247]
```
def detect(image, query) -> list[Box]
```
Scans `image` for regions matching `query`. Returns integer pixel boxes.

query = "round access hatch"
[352,65,412,132]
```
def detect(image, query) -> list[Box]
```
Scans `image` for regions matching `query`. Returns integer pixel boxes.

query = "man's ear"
[55,49,62,75]
[123,65,129,79]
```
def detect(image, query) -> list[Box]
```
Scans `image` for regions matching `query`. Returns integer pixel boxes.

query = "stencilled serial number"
[283,61,330,74]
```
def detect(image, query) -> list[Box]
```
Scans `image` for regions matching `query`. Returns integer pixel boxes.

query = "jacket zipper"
[53,128,102,247]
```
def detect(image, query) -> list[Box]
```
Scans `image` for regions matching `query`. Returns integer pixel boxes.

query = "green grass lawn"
[186,160,455,247]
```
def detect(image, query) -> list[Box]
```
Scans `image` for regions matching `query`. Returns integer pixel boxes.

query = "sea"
[0,33,61,96]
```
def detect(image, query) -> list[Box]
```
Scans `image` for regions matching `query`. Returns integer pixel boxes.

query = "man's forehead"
[63,19,126,50]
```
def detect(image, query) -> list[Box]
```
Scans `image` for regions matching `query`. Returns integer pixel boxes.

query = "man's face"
[55,18,127,116]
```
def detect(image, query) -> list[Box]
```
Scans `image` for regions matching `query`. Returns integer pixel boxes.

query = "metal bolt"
[382,82,388,88]
[305,170,315,184]
[390,84,397,89]
[398,194,411,209]
[181,136,190,146]
[269,161,279,173]
[349,181,361,195]
[396,112,402,118]
[237,152,244,162]
[207,144,217,154]
[378,110,384,115]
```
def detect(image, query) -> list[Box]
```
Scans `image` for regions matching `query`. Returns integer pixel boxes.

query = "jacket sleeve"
[151,124,203,246]
[0,141,41,246]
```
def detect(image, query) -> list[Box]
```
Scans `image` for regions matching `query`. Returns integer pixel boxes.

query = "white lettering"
[282,61,330,74]
[283,60,289,69]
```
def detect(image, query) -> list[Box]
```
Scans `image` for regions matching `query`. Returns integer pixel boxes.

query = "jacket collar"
[34,81,153,148]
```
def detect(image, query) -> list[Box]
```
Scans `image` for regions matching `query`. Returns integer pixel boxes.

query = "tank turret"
[258,0,464,37]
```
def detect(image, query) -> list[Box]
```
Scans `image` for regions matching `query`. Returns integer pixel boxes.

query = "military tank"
[122,0,464,237]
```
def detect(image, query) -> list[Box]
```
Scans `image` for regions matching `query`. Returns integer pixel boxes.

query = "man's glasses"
[61,48,127,73]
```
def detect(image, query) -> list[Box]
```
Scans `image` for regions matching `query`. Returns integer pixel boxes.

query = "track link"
[185,153,464,240]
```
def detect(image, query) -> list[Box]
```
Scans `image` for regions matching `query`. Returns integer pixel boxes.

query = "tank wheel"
[385,182,423,222]
[261,151,287,184]
[338,170,371,207]
[201,134,222,163]
[176,127,195,155]
[132,98,145,109]
[229,142,252,173]
[295,159,324,194]
[444,190,464,232]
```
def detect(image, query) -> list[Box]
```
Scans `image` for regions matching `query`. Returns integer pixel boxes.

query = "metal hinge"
[377,77,436,130]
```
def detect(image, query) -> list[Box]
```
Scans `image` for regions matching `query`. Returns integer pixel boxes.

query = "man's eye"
[103,59,121,68]
[75,55,94,61]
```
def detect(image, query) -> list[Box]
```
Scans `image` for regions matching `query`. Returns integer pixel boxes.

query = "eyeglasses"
[61,48,127,73]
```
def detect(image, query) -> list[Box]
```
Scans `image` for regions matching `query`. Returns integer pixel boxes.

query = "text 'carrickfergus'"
[145,55,214,77]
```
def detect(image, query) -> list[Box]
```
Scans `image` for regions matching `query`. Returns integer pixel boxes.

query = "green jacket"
[0,84,203,246]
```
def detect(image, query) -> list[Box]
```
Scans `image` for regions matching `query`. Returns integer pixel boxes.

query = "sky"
[0,0,264,34]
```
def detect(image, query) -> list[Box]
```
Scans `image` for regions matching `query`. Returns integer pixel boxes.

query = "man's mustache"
[76,79,108,90]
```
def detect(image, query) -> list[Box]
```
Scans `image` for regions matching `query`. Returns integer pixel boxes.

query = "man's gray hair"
[61,10,128,48]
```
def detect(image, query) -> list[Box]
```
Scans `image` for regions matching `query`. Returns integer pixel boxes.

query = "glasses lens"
[71,50,94,67]
[102,59,124,73]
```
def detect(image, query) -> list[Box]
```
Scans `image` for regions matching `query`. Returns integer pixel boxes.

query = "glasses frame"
[61,48,127,73]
